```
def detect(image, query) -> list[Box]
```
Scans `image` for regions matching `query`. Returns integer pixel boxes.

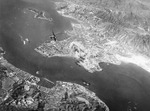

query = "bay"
[1,0,150,111]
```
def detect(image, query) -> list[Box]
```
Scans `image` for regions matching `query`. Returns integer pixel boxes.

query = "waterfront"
[1,0,150,111]
[1,29,150,110]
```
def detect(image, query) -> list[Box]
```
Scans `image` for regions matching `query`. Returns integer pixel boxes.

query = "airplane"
[49,30,57,41]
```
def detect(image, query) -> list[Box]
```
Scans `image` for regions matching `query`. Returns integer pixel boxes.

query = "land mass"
[0,48,109,111]
[35,0,150,73]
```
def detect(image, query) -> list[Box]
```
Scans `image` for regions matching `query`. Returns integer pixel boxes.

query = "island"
[0,47,109,111]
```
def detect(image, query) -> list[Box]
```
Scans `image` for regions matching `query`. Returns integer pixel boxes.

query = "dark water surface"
[1,0,150,111]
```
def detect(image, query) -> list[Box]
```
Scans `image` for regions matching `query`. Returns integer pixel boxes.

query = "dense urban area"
[35,0,150,73]
[1,0,150,110]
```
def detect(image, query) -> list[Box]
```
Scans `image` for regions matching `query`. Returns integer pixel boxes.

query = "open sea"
[1,0,150,111]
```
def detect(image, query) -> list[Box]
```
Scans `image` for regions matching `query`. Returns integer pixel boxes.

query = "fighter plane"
[49,30,57,41]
